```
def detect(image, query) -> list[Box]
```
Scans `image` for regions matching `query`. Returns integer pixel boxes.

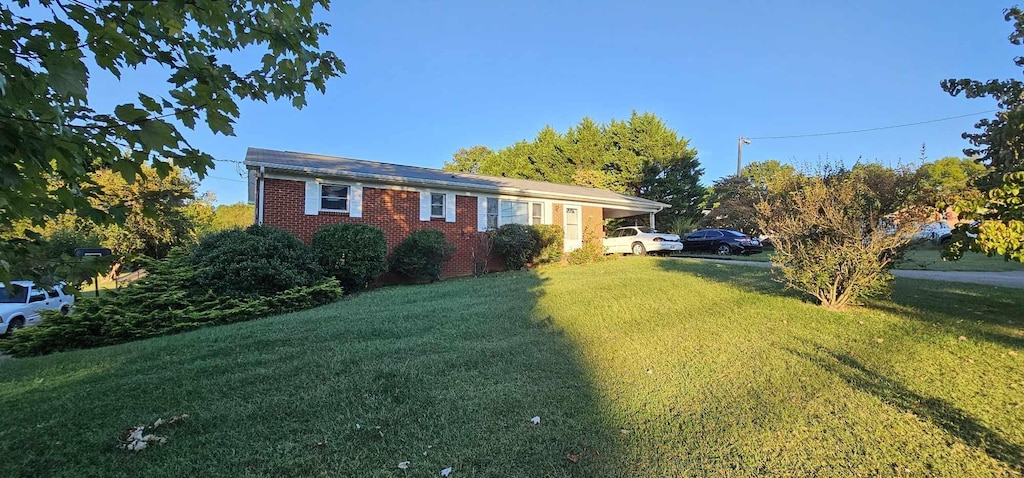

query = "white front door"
[564,206,582,252]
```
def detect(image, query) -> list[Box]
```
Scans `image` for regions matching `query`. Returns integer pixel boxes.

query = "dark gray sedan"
[682,229,764,255]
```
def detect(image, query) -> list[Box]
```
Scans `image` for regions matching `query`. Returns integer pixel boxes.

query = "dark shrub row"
[0,223,476,356]
[0,243,343,357]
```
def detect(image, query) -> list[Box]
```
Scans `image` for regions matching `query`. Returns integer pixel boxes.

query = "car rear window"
[0,285,28,303]
[723,230,745,237]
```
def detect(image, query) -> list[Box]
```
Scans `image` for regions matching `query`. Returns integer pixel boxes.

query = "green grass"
[678,247,1024,271]
[674,251,772,262]
[1,258,1022,476]
[896,248,1024,272]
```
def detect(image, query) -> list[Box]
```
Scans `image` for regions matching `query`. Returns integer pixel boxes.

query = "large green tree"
[210,202,256,232]
[913,156,986,211]
[0,0,346,282]
[90,165,207,261]
[699,160,802,235]
[444,112,704,224]
[447,146,494,175]
[941,6,1024,261]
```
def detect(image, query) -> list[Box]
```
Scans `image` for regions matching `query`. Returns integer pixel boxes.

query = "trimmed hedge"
[492,224,536,270]
[0,251,343,357]
[311,223,387,292]
[492,224,564,270]
[390,230,455,282]
[191,225,322,298]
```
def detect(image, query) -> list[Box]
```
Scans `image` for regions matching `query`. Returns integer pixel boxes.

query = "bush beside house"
[492,224,536,270]
[191,225,322,297]
[311,224,388,292]
[491,224,565,270]
[389,230,456,282]
[529,224,564,264]
[566,227,607,265]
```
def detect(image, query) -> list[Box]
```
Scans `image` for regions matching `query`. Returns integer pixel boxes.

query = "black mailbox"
[74,248,112,258]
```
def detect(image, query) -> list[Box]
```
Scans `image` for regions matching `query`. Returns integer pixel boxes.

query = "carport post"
[649,212,655,229]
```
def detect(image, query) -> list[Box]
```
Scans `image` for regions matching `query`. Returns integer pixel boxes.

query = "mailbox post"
[74,248,112,297]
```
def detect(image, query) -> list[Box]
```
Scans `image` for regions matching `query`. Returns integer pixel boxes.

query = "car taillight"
[653,237,663,242]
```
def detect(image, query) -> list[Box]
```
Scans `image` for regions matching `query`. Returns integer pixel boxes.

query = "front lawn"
[1,259,1021,476]
[896,248,1024,272]
[677,247,1024,272]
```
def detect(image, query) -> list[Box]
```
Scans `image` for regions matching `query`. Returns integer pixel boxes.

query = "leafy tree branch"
[0,0,346,283]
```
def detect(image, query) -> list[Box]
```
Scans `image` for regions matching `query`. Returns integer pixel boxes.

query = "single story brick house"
[245,147,670,278]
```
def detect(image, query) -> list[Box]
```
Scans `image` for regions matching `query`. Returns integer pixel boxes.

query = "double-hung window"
[530,202,543,225]
[430,193,446,218]
[498,200,544,225]
[321,184,349,212]
[500,200,530,225]
[486,198,499,230]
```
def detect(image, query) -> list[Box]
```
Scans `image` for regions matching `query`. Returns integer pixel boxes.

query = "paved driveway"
[676,257,1024,289]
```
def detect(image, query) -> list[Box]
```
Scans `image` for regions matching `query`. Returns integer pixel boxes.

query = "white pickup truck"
[0,282,75,336]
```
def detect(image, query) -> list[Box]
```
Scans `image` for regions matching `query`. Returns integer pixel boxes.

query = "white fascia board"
[254,164,668,212]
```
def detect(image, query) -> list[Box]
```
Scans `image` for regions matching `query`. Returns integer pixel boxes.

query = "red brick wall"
[261,178,494,278]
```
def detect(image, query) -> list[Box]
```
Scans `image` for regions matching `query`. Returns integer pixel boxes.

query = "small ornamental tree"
[756,174,925,310]
[311,224,387,292]
[529,224,564,264]
[390,230,456,282]
[566,227,607,265]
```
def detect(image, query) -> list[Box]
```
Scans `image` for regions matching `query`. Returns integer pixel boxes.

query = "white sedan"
[603,226,683,256]
[913,221,952,245]
[0,282,75,336]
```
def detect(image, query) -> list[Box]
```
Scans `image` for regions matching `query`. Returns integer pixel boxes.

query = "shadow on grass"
[0,270,623,477]
[657,258,1024,350]
[864,280,1024,350]
[655,258,810,302]
[789,346,1024,471]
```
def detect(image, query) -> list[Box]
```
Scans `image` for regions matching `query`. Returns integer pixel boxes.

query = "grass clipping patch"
[0,251,343,357]
[120,414,189,452]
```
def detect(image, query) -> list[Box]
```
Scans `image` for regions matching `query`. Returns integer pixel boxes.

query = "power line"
[204,175,248,183]
[747,110,997,140]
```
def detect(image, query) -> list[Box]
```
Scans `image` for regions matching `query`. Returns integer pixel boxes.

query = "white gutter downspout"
[257,166,266,226]
[650,206,664,229]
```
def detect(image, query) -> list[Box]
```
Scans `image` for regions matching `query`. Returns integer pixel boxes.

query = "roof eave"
[245,161,669,212]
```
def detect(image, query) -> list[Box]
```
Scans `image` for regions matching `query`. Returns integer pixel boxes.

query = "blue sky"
[89,1,1021,204]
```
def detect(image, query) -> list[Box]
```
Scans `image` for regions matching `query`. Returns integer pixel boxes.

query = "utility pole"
[737,137,751,176]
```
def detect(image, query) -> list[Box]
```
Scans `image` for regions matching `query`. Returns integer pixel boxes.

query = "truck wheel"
[5,317,24,336]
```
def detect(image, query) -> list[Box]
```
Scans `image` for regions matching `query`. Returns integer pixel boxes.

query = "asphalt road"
[678,257,1024,289]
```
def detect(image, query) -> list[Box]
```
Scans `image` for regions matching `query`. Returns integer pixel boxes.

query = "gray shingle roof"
[245,147,668,211]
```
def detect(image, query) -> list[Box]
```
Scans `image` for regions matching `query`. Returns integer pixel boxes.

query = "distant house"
[245,148,669,278]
